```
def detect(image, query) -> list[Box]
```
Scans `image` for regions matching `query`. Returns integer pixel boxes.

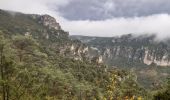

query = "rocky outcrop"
[71,34,170,67]
[31,14,61,30]
[144,49,170,66]
[39,15,61,30]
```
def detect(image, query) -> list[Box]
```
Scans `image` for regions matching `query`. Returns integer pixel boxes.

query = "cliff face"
[31,14,61,30]
[143,49,170,66]
[71,35,170,67]
[100,44,170,66]
[71,35,170,87]
[37,15,61,30]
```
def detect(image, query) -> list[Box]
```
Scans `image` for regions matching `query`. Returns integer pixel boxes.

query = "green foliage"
[0,9,155,100]
[153,78,170,100]
[0,33,150,99]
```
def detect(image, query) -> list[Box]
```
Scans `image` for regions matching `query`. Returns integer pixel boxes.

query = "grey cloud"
[58,0,170,20]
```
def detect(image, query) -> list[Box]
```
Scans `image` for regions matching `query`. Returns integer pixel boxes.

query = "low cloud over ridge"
[63,14,170,40]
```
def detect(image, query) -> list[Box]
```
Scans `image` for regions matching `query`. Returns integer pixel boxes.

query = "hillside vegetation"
[0,9,169,100]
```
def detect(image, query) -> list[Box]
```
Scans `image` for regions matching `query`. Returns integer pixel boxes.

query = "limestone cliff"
[71,34,170,67]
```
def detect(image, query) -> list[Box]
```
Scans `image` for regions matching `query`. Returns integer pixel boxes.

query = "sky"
[0,0,170,39]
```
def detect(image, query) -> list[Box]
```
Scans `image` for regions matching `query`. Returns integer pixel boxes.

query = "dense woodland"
[0,9,169,100]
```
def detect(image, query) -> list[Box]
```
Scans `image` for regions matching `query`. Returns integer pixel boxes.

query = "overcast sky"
[0,0,170,39]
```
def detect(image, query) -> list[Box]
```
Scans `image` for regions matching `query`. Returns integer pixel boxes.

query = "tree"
[12,35,39,62]
[0,32,15,100]
[153,78,170,100]
[0,33,6,100]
